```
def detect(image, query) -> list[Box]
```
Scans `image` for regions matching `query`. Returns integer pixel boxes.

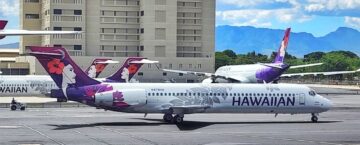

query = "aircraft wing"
[281,69,360,77]
[0,30,82,36]
[289,63,323,69]
[163,69,213,77]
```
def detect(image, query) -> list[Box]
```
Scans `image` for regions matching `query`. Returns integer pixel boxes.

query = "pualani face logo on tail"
[47,58,76,99]
[121,64,139,83]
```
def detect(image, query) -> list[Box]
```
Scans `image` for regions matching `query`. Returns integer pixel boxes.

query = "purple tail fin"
[274,28,291,63]
[85,58,112,78]
[106,57,146,82]
[0,20,8,39]
[28,46,100,88]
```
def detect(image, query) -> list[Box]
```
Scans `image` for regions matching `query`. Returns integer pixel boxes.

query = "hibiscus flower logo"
[85,87,96,97]
[113,91,124,102]
[95,64,106,73]
[47,59,65,75]
[127,64,138,74]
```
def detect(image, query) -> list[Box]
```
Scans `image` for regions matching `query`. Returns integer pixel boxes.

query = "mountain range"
[0,42,19,49]
[216,26,360,57]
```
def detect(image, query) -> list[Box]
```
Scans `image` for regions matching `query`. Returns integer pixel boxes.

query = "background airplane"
[29,46,332,124]
[0,20,81,39]
[165,27,360,83]
[164,28,323,83]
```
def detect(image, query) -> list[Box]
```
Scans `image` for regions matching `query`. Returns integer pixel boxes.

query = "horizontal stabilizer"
[130,59,159,64]
[95,60,119,64]
[289,63,323,69]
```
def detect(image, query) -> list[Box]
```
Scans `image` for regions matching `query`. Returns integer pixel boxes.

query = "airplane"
[0,20,81,39]
[28,46,333,124]
[164,28,323,83]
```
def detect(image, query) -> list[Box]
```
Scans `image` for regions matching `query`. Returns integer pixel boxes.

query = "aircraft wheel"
[173,115,184,124]
[163,114,173,123]
[20,107,26,111]
[311,115,318,123]
[10,105,17,111]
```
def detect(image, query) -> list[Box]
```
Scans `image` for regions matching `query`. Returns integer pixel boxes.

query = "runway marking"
[73,130,113,145]
[0,126,22,129]
[95,126,159,145]
[22,124,66,145]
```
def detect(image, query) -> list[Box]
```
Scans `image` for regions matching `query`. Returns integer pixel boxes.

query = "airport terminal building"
[18,0,215,82]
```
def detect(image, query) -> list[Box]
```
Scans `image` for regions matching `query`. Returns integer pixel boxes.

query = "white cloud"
[0,0,19,16]
[345,16,360,29]
[305,0,360,12]
[217,8,311,27]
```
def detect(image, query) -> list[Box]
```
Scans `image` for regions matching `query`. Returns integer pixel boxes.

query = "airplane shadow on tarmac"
[48,119,340,131]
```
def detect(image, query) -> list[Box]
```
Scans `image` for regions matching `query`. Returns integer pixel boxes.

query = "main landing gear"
[163,110,184,124]
[311,113,318,123]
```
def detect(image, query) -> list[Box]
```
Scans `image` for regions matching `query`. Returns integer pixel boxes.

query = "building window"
[74,27,82,31]
[25,0,39,2]
[140,11,144,16]
[179,73,183,76]
[25,14,39,19]
[53,27,62,31]
[163,72,167,76]
[74,45,82,50]
[138,72,144,76]
[74,10,82,15]
[140,46,144,51]
[140,28,144,34]
[54,44,62,47]
[53,9,62,15]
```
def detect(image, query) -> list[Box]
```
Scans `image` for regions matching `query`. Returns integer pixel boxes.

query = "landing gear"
[311,113,318,123]
[163,113,173,123]
[173,115,184,124]
[162,113,184,124]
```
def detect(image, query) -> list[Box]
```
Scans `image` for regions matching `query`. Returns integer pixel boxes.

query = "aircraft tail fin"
[274,28,291,63]
[0,20,7,30]
[28,46,101,88]
[0,20,8,39]
[106,57,158,82]
[85,58,118,78]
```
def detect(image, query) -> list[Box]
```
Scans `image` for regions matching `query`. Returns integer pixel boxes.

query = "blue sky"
[216,0,360,36]
[1,0,360,45]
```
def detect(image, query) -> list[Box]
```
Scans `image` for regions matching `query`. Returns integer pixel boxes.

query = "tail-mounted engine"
[94,89,147,108]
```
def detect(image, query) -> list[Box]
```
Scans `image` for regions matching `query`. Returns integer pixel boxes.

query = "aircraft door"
[299,93,305,105]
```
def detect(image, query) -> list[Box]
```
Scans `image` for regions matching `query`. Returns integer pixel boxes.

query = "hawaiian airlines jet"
[0,20,81,39]
[164,28,323,83]
[29,46,333,124]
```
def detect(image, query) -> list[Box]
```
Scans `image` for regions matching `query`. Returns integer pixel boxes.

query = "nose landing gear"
[311,113,318,123]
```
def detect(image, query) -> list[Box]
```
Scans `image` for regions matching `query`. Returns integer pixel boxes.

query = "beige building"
[19,0,215,82]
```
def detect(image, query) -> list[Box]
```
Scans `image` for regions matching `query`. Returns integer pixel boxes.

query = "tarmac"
[0,86,359,145]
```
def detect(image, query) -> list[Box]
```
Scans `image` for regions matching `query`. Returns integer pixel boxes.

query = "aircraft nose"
[322,97,333,111]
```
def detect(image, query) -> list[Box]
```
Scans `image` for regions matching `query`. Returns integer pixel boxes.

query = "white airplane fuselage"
[0,76,56,97]
[85,83,332,114]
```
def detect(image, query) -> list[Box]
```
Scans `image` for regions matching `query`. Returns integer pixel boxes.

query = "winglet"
[0,20,7,30]
[274,28,291,63]
[0,20,8,39]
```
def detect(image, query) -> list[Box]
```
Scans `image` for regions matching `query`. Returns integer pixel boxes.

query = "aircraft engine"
[94,89,147,107]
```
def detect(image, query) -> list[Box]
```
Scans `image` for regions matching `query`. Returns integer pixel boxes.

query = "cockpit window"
[309,90,316,96]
